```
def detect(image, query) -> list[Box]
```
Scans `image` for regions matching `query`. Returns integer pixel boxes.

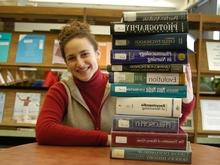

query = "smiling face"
[64,37,100,82]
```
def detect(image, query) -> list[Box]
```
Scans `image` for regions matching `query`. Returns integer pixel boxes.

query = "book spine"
[109,72,186,85]
[115,97,182,117]
[123,11,187,22]
[111,49,188,64]
[112,115,179,133]
[110,83,187,98]
[106,64,185,73]
[111,21,188,35]
[110,146,192,163]
[112,33,187,51]
[111,130,187,150]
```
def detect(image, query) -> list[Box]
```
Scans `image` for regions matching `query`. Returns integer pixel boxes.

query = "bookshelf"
[1,6,220,145]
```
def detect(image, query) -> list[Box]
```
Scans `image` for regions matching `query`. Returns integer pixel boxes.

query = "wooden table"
[0,143,219,165]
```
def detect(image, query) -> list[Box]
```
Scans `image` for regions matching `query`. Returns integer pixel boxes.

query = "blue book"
[110,142,192,164]
[16,34,45,64]
[112,33,187,51]
[110,83,187,98]
[111,49,188,64]
[112,115,179,133]
[0,32,12,63]
[0,92,6,123]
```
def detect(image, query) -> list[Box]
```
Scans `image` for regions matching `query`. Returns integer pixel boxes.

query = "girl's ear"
[96,50,101,60]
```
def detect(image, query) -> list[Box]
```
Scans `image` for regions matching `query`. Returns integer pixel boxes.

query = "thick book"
[110,142,192,164]
[111,129,188,150]
[115,97,182,117]
[111,49,188,64]
[0,92,6,123]
[109,72,186,85]
[16,34,45,64]
[107,64,185,73]
[112,114,179,133]
[123,10,187,22]
[112,33,187,51]
[0,32,12,63]
[13,92,41,124]
[111,21,188,35]
[110,83,187,98]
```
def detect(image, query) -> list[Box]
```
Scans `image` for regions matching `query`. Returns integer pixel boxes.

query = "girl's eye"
[81,52,90,57]
[67,56,76,61]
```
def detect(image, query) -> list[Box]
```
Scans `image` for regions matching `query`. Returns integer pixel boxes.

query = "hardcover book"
[16,34,45,64]
[52,39,65,64]
[110,83,187,98]
[0,92,6,123]
[115,97,182,117]
[111,129,188,150]
[107,64,185,73]
[110,49,188,64]
[109,72,186,85]
[111,21,188,35]
[123,10,187,22]
[112,33,187,51]
[110,142,192,164]
[13,92,41,124]
[0,32,12,63]
[112,114,179,133]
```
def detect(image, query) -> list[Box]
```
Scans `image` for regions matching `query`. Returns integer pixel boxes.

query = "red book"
[111,129,187,150]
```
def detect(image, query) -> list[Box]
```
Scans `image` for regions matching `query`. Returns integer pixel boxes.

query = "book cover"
[123,10,187,22]
[111,21,188,35]
[16,34,45,64]
[111,49,188,64]
[107,64,185,73]
[115,97,182,117]
[111,129,188,150]
[0,32,12,63]
[97,41,111,67]
[110,142,192,164]
[109,72,186,85]
[52,39,65,64]
[0,92,6,123]
[112,33,187,51]
[110,83,187,98]
[13,92,41,124]
[112,114,179,133]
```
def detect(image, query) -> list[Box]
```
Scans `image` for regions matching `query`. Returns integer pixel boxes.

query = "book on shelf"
[112,114,179,133]
[0,72,6,85]
[110,49,188,64]
[115,97,182,117]
[0,32,12,63]
[111,21,188,35]
[110,83,187,98]
[16,34,45,64]
[109,72,186,85]
[13,92,41,124]
[97,41,111,67]
[107,64,185,73]
[110,141,192,164]
[122,10,187,22]
[52,39,65,65]
[112,33,187,51]
[6,70,15,84]
[182,112,194,131]
[200,99,220,131]
[0,92,6,123]
[111,129,188,150]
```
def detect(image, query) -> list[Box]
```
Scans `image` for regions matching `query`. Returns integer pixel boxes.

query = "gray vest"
[60,74,116,133]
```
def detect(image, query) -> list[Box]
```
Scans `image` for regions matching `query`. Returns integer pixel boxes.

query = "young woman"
[36,21,195,146]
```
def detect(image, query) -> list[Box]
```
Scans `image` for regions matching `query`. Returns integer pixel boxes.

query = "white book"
[13,92,41,124]
[116,97,182,117]
[0,92,6,123]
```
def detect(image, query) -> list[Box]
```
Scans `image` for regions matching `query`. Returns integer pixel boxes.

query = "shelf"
[0,129,35,138]
[0,6,122,25]
[196,136,220,144]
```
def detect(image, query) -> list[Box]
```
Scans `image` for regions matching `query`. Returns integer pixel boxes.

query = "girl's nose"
[76,58,84,67]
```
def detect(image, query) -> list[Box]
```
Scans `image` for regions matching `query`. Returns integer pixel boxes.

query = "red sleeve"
[179,96,196,126]
[36,82,108,146]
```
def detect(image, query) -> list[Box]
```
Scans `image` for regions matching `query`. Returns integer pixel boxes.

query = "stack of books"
[108,10,192,164]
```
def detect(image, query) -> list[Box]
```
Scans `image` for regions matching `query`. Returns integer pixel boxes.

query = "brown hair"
[58,20,98,61]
